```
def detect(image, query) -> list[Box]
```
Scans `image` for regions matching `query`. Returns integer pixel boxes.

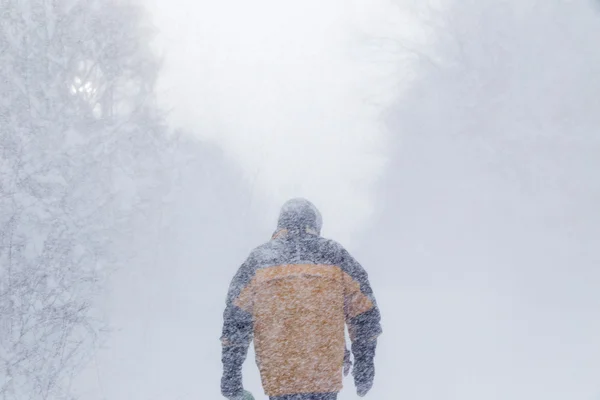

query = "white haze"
[148,0,426,244]
[74,1,600,400]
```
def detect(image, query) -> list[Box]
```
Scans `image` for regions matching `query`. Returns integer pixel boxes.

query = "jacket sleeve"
[220,255,256,397]
[338,246,382,362]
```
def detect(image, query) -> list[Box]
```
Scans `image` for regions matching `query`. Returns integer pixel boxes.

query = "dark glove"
[352,357,374,397]
[351,338,377,397]
[222,389,252,400]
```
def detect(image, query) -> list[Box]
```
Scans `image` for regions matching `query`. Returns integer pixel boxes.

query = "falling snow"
[1,1,599,400]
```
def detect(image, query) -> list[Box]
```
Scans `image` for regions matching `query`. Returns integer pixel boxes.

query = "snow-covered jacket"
[220,199,382,398]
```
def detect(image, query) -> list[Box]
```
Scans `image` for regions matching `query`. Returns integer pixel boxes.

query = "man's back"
[221,199,382,400]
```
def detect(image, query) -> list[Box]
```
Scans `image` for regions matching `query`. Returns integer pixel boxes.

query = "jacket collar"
[271,227,319,240]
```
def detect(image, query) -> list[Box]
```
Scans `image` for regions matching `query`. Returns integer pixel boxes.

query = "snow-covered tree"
[0,1,170,398]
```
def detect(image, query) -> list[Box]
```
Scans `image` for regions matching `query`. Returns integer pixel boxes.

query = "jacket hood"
[274,198,322,237]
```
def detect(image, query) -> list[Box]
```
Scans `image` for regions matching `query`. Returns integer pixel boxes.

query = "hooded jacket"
[221,199,382,397]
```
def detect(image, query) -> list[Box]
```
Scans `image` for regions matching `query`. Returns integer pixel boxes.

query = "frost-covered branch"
[0,1,172,398]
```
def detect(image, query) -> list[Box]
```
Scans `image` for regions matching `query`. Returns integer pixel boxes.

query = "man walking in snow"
[220,198,382,400]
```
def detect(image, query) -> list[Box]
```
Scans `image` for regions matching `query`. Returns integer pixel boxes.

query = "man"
[221,198,382,400]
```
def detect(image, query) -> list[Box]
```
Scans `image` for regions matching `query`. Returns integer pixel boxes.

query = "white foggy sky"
[74,1,600,400]
[147,0,425,245]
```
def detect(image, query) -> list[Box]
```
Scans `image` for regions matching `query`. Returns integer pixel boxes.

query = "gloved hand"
[223,390,254,400]
[352,357,374,397]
